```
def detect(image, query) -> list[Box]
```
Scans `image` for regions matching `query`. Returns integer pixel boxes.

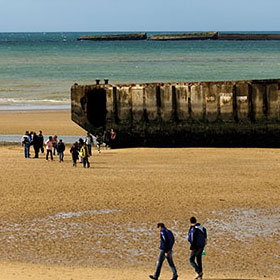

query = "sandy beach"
[0,110,279,280]
[0,111,84,136]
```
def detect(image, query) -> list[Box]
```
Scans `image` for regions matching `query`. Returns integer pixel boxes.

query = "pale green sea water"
[1,32,280,108]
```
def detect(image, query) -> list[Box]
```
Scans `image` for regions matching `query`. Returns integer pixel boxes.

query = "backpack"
[22,135,30,145]
[196,225,207,247]
[80,147,85,158]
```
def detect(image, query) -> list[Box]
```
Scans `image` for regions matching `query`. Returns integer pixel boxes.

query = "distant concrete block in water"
[77,33,147,41]
[149,32,219,40]
[71,79,280,147]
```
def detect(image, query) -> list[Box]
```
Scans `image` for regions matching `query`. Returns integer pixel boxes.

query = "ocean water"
[1,32,280,108]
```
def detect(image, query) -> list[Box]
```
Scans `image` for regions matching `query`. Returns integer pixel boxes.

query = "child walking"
[70,142,79,167]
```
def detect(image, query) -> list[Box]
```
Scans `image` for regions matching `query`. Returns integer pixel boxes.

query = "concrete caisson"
[71,79,280,147]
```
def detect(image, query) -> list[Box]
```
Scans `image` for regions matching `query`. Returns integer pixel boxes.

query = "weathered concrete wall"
[77,33,147,41]
[71,79,280,147]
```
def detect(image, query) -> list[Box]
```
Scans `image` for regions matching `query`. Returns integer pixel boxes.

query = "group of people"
[21,131,65,162]
[45,135,65,162]
[21,129,117,168]
[21,130,45,159]
[84,129,117,154]
[70,138,90,168]
[149,217,207,280]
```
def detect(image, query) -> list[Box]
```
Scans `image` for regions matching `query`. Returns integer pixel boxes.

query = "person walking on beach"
[110,128,116,149]
[188,217,207,280]
[52,135,58,156]
[78,138,84,163]
[45,136,53,161]
[85,132,94,156]
[37,130,44,154]
[80,142,90,168]
[21,131,31,158]
[96,134,103,154]
[57,139,65,162]
[103,129,111,149]
[149,223,178,280]
[70,142,79,167]
[32,132,40,158]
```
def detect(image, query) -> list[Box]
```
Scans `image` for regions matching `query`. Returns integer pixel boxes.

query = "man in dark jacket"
[188,217,207,279]
[37,130,44,154]
[32,132,40,158]
[57,139,66,162]
[149,223,178,280]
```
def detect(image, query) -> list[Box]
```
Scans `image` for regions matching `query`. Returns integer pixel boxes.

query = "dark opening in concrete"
[86,88,107,127]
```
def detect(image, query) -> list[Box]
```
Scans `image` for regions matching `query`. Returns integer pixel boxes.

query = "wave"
[0,98,69,105]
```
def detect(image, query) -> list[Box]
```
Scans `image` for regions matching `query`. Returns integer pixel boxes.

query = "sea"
[1,31,280,110]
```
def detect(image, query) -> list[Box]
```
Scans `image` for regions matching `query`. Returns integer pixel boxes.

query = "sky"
[0,0,280,32]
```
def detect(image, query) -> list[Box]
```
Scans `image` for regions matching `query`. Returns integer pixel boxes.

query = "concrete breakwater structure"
[71,79,280,147]
[77,33,147,41]
[77,32,280,41]
[148,32,219,40]
[149,32,280,41]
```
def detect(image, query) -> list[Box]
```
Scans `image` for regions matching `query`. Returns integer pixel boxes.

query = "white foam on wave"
[0,98,69,104]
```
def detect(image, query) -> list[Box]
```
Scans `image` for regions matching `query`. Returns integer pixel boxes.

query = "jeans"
[154,250,177,279]
[58,152,64,162]
[46,149,53,160]
[189,248,204,274]
[53,145,57,156]
[24,144,30,158]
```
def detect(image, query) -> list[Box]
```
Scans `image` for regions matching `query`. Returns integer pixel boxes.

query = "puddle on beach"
[0,208,279,266]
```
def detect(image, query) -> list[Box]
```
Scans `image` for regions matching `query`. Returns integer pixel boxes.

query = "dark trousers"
[82,157,90,168]
[34,146,39,158]
[87,144,92,155]
[189,248,203,274]
[46,149,53,160]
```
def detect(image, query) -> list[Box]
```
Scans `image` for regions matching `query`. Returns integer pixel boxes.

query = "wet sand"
[0,110,84,135]
[0,110,279,279]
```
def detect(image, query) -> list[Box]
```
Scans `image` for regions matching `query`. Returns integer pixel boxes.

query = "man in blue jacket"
[149,223,178,280]
[21,131,31,158]
[188,217,207,279]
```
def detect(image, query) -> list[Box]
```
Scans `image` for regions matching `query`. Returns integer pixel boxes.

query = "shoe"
[149,276,158,280]
[171,276,178,280]
[195,272,203,279]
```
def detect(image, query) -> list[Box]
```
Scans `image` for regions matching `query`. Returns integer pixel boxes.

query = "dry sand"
[0,111,279,280]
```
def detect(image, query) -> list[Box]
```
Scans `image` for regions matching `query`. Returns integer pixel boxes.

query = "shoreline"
[0,104,70,112]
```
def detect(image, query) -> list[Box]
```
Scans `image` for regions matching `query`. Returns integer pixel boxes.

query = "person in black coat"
[57,139,65,162]
[32,132,40,158]
[37,130,44,154]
